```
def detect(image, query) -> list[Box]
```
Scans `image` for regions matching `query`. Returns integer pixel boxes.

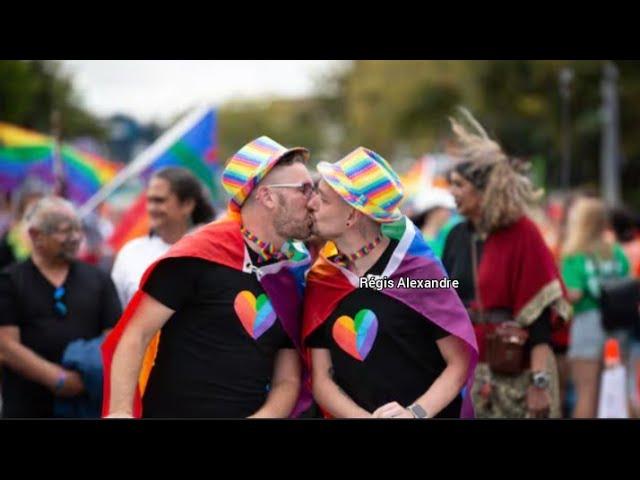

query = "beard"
[274,209,313,240]
[273,195,313,241]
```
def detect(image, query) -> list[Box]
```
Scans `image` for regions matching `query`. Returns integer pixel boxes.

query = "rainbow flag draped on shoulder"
[102,211,313,418]
[0,122,121,204]
[302,216,479,418]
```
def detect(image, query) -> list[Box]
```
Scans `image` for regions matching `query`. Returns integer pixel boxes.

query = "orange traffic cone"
[597,338,629,418]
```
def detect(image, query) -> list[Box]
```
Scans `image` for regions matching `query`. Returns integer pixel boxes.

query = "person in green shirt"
[561,196,630,418]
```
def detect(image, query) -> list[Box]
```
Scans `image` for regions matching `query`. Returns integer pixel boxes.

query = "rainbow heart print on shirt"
[234,290,277,340]
[332,309,378,361]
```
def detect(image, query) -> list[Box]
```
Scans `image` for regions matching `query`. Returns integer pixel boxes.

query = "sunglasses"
[267,182,317,198]
[53,286,68,318]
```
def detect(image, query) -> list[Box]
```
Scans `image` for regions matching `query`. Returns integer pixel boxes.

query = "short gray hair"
[24,196,79,233]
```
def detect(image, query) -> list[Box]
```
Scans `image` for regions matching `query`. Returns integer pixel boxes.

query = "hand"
[372,401,414,419]
[54,370,85,397]
[526,385,551,418]
[247,407,275,418]
[104,412,134,419]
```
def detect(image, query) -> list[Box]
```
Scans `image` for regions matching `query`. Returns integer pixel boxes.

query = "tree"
[0,60,106,140]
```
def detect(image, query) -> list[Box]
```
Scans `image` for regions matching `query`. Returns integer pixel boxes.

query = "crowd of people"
[1,111,639,419]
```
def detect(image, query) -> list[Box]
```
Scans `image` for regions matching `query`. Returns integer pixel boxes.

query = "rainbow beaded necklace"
[241,226,289,263]
[333,234,383,268]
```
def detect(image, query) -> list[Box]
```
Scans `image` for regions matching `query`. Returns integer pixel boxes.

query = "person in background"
[0,179,49,269]
[110,167,215,309]
[409,187,461,259]
[0,196,121,417]
[561,197,631,418]
[610,206,640,279]
[442,110,571,418]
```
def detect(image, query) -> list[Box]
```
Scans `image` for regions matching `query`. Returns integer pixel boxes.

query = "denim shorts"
[568,309,629,360]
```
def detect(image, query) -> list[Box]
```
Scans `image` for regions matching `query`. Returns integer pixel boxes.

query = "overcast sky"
[61,60,347,124]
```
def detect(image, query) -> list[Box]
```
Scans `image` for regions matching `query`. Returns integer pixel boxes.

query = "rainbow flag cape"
[302,216,479,418]
[102,211,313,418]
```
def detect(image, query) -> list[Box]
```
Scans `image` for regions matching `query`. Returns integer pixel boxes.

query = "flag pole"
[51,109,67,198]
[78,104,213,218]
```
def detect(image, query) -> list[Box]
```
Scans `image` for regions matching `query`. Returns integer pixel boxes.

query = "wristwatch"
[531,371,550,390]
[407,403,429,419]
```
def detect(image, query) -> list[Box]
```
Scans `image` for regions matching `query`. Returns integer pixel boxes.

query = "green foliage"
[216,60,640,209]
[0,60,106,140]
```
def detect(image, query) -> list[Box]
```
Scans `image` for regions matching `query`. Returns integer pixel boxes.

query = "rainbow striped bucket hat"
[317,147,404,223]
[222,136,310,208]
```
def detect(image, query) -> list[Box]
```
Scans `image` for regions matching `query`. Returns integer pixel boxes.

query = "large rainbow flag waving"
[82,107,220,253]
[0,122,121,204]
[136,108,218,197]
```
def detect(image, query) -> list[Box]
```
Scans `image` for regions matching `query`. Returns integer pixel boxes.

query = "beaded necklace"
[333,234,383,268]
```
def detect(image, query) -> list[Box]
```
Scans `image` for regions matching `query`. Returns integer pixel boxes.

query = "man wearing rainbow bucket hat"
[303,147,478,418]
[102,136,316,418]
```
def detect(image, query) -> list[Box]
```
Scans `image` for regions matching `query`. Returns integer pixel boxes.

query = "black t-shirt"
[442,221,552,348]
[305,239,462,418]
[0,233,17,270]
[442,221,480,307]
[0,258,122,418]
[140,246,294,418]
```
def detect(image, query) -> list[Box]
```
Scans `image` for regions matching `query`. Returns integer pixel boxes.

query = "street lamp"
[600,61,622,206]
[559,67,573,190]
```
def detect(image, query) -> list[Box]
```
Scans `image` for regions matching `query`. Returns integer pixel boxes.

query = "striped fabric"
[222,136,309,209]
[317,147,404,223]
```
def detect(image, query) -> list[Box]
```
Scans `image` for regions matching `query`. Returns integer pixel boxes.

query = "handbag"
[485,322,530,374]
[471,233,529,375]
[599,276,640,332]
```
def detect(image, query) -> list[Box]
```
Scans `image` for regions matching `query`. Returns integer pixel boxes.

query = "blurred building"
[107,114,161,164]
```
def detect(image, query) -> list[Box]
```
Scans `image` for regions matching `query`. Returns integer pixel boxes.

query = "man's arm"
[310,348,371,418]
[373,335,470,419]
[105,292,174,417]
[249,348,301,418]
[0,326,84,397]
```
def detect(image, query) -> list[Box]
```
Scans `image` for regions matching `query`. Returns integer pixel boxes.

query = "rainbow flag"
[140,109,218,196]
[0,122,122,204]
[102,216,312,417]
[107,192,149,252]
[399,154,454,214]
[400,156,432,201]
[107,108,219,252]
[302,217,479,418]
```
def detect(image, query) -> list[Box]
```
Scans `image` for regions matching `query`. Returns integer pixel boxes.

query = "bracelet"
[408,403,429,419]
[54,372,67,393]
